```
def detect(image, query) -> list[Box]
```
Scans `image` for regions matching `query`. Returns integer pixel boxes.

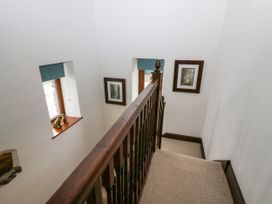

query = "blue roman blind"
[137,58,164,71]
[39,63,65,82]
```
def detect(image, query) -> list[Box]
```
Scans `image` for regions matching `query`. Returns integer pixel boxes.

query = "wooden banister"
[47,69,165,204]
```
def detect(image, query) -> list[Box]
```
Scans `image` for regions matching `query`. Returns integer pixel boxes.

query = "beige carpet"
[140,150,233,204]
[161,138,202,158]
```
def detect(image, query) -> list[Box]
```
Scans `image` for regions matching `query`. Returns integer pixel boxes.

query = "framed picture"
[104,77,126,105]
[172,60,204,93]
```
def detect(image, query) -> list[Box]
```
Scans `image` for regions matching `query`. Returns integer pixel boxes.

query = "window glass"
[43,80,60,119]
[144,73,152,88]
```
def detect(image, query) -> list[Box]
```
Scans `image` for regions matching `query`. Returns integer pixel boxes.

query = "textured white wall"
[94,0,228,136]
[0,0,104,203]
[202,0,272,203]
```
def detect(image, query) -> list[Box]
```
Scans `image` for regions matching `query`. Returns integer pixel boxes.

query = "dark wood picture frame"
[172,60,204,93]
[104,77,126,105]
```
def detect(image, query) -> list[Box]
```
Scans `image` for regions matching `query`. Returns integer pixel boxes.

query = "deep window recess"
[137,58,164,94]
[39,62,82,138]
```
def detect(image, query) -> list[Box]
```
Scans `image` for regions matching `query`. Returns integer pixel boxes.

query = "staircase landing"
[140,150,233,204]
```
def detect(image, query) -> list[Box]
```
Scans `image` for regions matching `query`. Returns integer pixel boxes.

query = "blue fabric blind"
[39,63,65,82]
[137,58,164,71]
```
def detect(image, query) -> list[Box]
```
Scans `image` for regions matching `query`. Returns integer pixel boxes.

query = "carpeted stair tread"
[140,150,233,204]
[160,148,207,162]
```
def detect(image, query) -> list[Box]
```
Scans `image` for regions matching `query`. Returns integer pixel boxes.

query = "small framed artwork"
[172,60,204,93]
[104,77,126,105]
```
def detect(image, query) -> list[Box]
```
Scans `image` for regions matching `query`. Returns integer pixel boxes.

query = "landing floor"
[140,150,233,204]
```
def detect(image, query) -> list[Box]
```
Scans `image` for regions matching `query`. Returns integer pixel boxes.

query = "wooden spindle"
[113,177,117,204]
[158,96,166,149]
[86,178,103,204]
[138,113,143,195]
[138,111,144,188]
[129,126,135,204]
[147,100,152,166]
[143,105,148,176]
[114,146,124,204]
[123,136,130,203]
[141,108,146,185]
[102,159,115,204]
[134,118,140,203]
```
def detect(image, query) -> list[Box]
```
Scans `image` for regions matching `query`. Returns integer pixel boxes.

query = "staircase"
[140,150,233,204]
[47,69,236,204]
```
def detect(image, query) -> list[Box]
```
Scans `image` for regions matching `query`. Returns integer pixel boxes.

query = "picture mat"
[177,64,199,89]
[107,81,123,102]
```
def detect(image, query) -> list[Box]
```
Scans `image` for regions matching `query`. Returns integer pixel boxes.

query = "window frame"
[47,78,66,122]
[138,70,145,94]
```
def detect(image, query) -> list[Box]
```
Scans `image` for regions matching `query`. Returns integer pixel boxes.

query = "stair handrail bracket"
[47,68,165,204]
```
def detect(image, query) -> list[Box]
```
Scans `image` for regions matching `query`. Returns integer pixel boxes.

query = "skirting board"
[162,133,205,159]
[216,160,246,204]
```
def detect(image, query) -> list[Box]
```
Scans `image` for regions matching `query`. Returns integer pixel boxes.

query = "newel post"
[151,60,163,151]
[152,60,163,90]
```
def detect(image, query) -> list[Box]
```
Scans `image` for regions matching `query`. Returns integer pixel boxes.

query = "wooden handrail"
[47,70,164,204]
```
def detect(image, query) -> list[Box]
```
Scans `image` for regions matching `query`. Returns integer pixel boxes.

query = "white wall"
[131,59,139,102]
[0,0,104,203]
[202,0,272,203]
[93,0,228,136]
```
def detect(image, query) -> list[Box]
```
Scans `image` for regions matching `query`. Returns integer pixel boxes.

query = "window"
[144,72,152,88]
[39,62,82,138]
[136,58,164,94]
[42,79,65,120]
[138,70,153,94]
